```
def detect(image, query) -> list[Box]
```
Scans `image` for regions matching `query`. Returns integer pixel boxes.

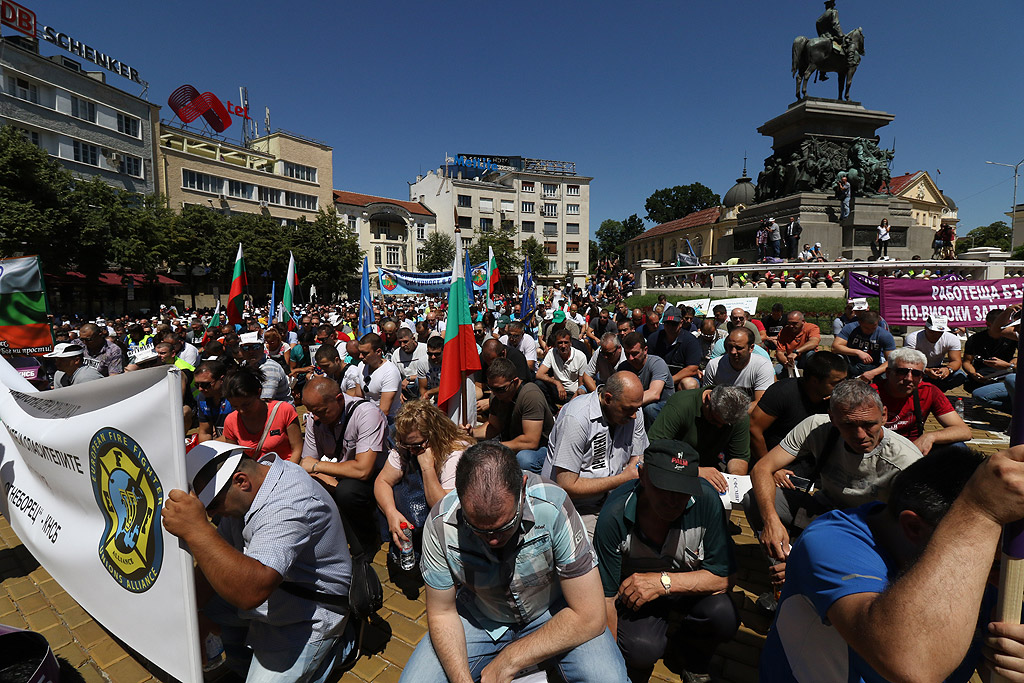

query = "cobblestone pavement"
[0,391,1003,682]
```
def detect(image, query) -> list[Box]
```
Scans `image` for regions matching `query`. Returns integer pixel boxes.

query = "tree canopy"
[595,213,645,260]
[956,221,1011,254]
[418,231,456,273]
[644,183,719,225]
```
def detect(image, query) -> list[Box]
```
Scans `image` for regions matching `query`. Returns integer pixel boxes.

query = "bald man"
[74,322,123,376]
[542,372,649,536]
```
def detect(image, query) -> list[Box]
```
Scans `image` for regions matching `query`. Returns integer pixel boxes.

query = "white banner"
[709,296,759,316]
[0,364,201,682]
[676,298,711,317]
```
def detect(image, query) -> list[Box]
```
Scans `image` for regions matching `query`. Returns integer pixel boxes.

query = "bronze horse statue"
[792,27,864,101]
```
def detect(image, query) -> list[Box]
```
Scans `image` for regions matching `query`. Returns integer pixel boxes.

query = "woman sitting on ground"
[220,366,303,462]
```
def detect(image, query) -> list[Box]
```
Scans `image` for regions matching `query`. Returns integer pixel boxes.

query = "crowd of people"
[19,283,1024,683]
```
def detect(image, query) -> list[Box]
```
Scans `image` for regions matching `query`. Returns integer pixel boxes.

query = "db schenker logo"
[167,85,242,133]
[89,428,164,593]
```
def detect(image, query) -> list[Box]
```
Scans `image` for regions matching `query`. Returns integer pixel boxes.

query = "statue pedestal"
[758,98,894,151]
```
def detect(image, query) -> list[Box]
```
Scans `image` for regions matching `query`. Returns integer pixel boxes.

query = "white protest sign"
[709,296,760,316]
[676,298,711,317]
[0,364,202,682]
[718,474,753,510]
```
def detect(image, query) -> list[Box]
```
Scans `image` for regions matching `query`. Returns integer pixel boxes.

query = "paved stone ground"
[0,388,1005,682]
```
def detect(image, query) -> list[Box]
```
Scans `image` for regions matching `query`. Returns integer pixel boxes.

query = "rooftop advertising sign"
[0,0,36,38]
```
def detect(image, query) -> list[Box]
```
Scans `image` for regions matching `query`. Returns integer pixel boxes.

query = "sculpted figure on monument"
[793,0,865,101]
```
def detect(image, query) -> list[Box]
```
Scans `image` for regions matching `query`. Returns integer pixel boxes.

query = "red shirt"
[222,400,299,460]
[871,381,953,440]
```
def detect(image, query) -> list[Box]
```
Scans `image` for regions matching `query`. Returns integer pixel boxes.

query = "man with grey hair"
[542,372,648,536]
[648,385,751,492]
[872,347,971,454]
[746,379,922,604]
[581,332,623,392]
[500,320,538,372]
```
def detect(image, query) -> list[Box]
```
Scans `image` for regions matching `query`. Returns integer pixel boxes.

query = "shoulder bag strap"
[254,401,283,456]
[912,387,925,437]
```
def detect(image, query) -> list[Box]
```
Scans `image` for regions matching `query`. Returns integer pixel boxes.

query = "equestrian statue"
[792,0,865,101]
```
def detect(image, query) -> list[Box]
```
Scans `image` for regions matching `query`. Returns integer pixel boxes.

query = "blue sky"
[37,1,1024,239]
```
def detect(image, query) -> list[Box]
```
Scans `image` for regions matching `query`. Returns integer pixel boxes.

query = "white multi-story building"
[334,191,436,271]
[409,155,591,277]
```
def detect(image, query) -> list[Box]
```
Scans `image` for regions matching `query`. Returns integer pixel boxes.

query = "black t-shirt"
[761,314,785,339]
[648,329,702,371]
[477,343,534,385]
[756,377,829,451]
[964,331,1016,376]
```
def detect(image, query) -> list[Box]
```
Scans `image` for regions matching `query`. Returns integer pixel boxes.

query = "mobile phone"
[787,474,813,491]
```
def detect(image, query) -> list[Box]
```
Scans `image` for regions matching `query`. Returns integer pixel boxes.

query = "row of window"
[5,76,143,140]
[282,161,317,183]
[374,245,405,267]
[459,194,580,217]
[70,139,143,177]
[182,169,318,210]
[520,181,580,196]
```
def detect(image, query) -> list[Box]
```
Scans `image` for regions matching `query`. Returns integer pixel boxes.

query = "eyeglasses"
[465,487,525,538]
[487,380,516,394]
[196,381,216,390]
[892,367,924,378]
[398,439,428,454]
[427,351,443,357]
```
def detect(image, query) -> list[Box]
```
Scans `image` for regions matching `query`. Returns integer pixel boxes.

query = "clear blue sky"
[39,1,1024,240]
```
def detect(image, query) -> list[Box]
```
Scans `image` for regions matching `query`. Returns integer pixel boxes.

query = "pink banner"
[879,277,1024,326]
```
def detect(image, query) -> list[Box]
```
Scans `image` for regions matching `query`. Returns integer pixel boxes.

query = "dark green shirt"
[594,479,735,597]
[648,388,750,465]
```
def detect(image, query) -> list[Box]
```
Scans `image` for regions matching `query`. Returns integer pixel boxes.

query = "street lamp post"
[987,158,1024,248]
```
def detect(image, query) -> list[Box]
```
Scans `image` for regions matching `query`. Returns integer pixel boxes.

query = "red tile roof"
[333,190,434,217]
[884,171,922,196]
[628,206,721,242]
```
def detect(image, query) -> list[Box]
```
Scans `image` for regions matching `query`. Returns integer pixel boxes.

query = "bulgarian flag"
[201,300,222,345]
[0,256,53,355]
[283,251,298,331]
[438,240,481,425]
[226,243,247,328]
[486,246,499,311]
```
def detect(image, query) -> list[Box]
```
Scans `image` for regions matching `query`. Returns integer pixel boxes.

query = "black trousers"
[617,591,739,680]
[330,477,380,554]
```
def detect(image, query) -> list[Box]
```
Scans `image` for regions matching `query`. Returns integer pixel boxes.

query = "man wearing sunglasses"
[402,442,627,683]
[473,358,553,473]
[582,333,624,393]
[871,347,971,455]
[415,336,445,402]
[239,332,293,403]
[357,333,402,424]
[164,441,355,682]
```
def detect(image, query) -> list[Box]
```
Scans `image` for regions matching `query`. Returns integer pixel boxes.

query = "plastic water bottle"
[203,632,225,672]
[399,522,416,571]
[955,398,965,417]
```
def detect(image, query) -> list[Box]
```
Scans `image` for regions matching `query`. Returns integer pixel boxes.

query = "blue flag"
[268,280,276,326]
[464,247,474,304]
[520,256,536,322]
[359,256,375,336]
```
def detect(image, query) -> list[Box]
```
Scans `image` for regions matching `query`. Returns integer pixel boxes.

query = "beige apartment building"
[409,156,592,277]
[156,124,333,223]
[333,191,436,271]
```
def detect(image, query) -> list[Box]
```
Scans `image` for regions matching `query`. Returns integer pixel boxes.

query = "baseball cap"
[847,297,869,311]
[185,441,248,508]
[239,332,262,347]
[925,314,950,332]
[552,310,566,323]
[662,306,682,323]
[643,440,703,496]
[43,342,84,358]
[497,314,511,327]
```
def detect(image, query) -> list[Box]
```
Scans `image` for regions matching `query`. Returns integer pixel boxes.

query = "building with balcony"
[886,171,958,230]
[333,191,435,271]
[0,35,158,194]
[409,155,592,277]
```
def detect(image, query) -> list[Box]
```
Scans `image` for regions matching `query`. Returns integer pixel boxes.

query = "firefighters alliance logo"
[89,428,164,593]
[381,272,398,291]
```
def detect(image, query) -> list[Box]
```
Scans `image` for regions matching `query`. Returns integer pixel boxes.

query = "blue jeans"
[972,374,1014,413]
[931,368,967,393]
[840,195,850,219]
[399,604,627,683]
[516,446,548,474]
[642,399,667,431]
[770,239,781,258]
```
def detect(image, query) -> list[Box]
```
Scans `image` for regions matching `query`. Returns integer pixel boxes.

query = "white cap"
[44,343,84,358]
[848,297,869,311]
[814,242,822,248]
[925,314,949,332]
[239,332,262,346]
[133,349,160,364]
[185,441,248,508]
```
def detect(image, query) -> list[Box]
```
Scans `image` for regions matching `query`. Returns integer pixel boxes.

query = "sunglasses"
[487,380,516,394]
[398,439,428,454]
[427,351,443,357]
[892,367,924,378]
[465,487,525,538]
[196,381,216,390]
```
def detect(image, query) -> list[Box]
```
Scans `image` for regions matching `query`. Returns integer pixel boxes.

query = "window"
[284,191,318,210]
[116,113,140,138]
[7,76,38,103]
[70,96,96,123]
[374,246,382,265]
[480,218,493,232]
[522,201,535,213]
[283,162,317,182]
[16,128,39,147]
[457,216,472,230]
[566,185,580,196]
[348,215,357,231]
[521,181,534,193]
[416,249,425,268]
[416,223,425,241]
[544,241,558,255]
[462,238,472,251]
[544,222,558,236]
[566,204,580,215]
[566,261,579,271]
[118,154,142,178]
[183,169,221,193]
[228,180,251,198]
[542,183,558,198]
[72,140,100,166]
[566,242,580,253]
[500,200,514,213]
[259,187,282,205]
[479,197,493,213]
[542,203,558,218]
[387,245,401,266]
[567,223,580,234]
[522,221,535,233]
[457,194,472,208]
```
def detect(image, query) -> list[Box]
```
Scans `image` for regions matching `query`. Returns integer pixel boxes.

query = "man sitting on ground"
[401,442,626,683]
[831,310,895,382]
[390,328,427,402]
[717,308,762,345]
[239,332,292,403]
[542,372,647,536]
[415,336,444,402]
[314,344,361,396]
[537,328,589,409]
[73,322,124,376]
[963,306,1019,413]
[904,314,965,392]
[582,333,624,392]
[357,333,402,424]
[647,306,702,391]
[702,328,775,408]
[500,321,538,372]
[772,311,820,376]
[46,343,104,387]
[872,347,971,455]
[472,358,553,473]
[475,339,532,414]
[617,331,675,429]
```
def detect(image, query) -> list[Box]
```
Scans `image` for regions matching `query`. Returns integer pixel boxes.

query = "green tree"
[595,213,646,259]
[293,209,362,301]
[957,220,1011,255]
[468,224,517,281]
[518,237,551,277]
[419,231,456,272]
[166,204,229,308]
[644,183,719,225]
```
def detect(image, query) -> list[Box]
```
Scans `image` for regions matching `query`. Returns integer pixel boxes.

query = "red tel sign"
[167,85,252,133]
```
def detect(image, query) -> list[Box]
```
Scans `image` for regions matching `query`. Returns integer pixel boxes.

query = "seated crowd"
[41,294,1024,682]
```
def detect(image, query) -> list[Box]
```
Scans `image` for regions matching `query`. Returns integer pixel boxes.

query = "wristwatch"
[660,571,671,594]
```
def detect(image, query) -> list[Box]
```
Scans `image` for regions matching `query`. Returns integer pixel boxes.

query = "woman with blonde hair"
[374,400,474,568]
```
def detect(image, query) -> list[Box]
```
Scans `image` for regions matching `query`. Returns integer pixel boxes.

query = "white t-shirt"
[412,357,443,392]
[877,224,890,241]
[541,347,588,392]
[385,448,465,490]
[361,360,402,419]
[702,354,775,399]
[499,333,538,364]
[390,343,428,382]
[903,330,961,368]
[340,363,362,394]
